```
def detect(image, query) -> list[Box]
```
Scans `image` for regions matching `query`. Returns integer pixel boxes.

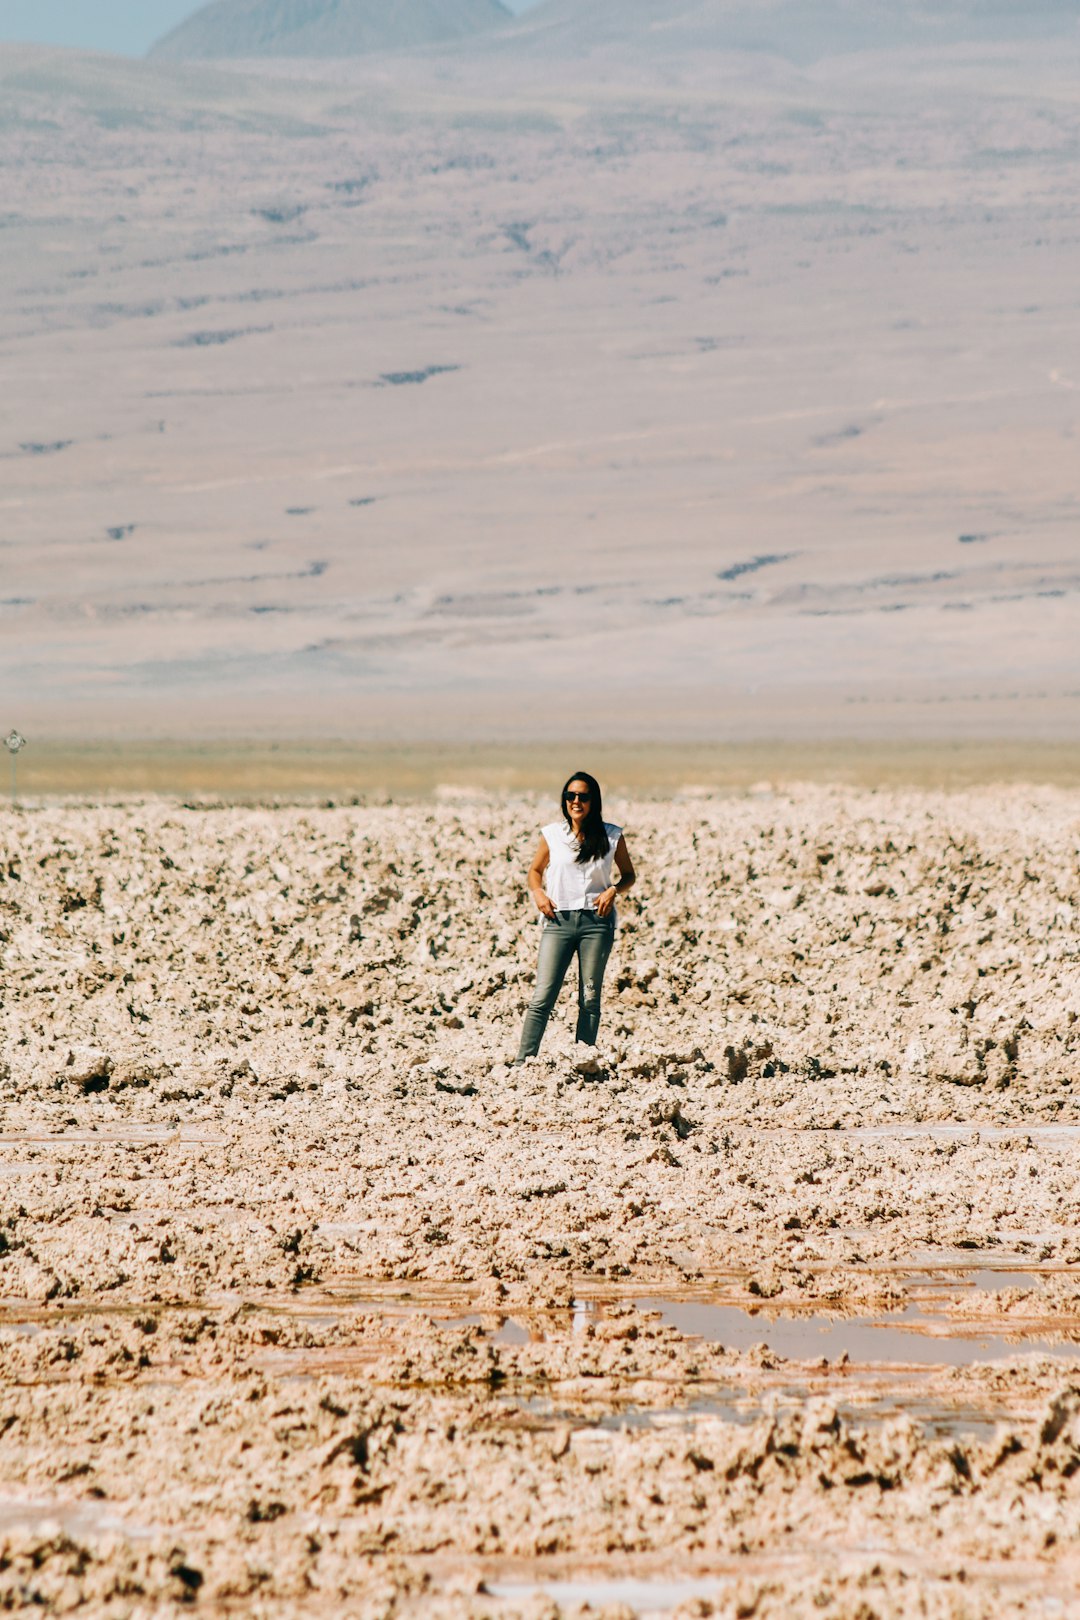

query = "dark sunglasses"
[564,791,591,802]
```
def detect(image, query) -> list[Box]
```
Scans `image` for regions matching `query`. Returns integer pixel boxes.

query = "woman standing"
[515,772,636,1062]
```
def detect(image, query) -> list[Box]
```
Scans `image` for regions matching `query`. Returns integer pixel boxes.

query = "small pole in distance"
[4,731,27,806]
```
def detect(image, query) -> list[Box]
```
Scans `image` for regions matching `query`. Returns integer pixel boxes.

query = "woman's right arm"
[527,836,556,919]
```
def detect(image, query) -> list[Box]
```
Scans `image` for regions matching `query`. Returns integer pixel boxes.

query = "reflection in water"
[634,1297,1080,1367]
[592,1396,999,1441]
[523,1390,1005,1443]
[492,1319,530,1346]
[572,1299,592,1336]
[970,1269,1041,1291]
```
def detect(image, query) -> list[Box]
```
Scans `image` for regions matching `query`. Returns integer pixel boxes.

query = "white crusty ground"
[1,789,1079,1617]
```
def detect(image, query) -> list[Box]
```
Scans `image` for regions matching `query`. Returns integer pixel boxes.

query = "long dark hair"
[561,771,610,865]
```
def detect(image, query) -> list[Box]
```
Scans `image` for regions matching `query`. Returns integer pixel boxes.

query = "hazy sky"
[0,0,537,56]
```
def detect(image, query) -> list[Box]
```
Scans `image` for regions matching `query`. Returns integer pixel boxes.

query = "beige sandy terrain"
[11,737,1080,800]
[1,788,1079,1614]
[2,35,1079,741]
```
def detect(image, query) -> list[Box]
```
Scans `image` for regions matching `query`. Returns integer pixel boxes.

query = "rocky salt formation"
[1,788,1079,1614]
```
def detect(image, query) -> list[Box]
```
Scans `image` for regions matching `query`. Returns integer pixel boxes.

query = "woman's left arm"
[595,836,636,917]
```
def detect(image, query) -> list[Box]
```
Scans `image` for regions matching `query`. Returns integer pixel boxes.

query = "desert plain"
[1,783,1080,1616]
[2,21,1079,741]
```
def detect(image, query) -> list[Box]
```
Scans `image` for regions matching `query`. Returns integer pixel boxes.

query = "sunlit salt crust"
[0,788,1079,1612]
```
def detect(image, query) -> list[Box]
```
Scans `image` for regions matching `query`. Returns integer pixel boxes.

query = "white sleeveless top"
[542,821,622,912]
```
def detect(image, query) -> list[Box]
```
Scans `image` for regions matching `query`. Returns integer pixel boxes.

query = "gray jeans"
[516,908,615,1060]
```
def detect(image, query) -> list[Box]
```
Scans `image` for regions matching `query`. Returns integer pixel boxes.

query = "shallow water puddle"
[105,1205,253,1230]
[604,1395,1001,1440]
[509,1385,1007,1442]
[253,1279,1080,1370]
[838,1397,1001,1441]
[634,1296,1080,1365]
[896,1266,1043,1293]
[0,1129,226,1148]
[969,1268,1042,1291]
[489,1317,531,1346]
[0,1495,159,1540]
[483,1559,1080,1617]
[801,1125,1080,1143]
[485,1575,733,1614]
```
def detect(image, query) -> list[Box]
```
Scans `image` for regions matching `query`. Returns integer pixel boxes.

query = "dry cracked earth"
[1,786,1080,1617]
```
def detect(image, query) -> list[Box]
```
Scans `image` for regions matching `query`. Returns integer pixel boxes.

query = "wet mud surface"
[1,789,1079,1615]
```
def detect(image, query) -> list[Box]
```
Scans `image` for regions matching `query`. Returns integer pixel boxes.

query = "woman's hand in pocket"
[594,886,617,918]
[535,891,557,920]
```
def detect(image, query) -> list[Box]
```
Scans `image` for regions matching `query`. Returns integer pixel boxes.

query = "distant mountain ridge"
[149,0,512,59]
[494,0,1080,60]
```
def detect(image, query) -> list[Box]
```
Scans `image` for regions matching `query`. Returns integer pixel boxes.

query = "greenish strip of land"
[4,740,1079,803]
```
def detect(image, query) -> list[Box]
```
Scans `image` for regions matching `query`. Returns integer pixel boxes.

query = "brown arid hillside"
[149,0,511,59]
[3,15,1080,745]
[494,0,1080,61]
